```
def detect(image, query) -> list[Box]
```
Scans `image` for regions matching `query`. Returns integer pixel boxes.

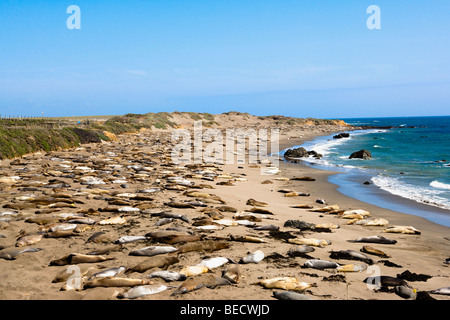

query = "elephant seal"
[303,259,339,270]
[176,240,230,254]
[125,255,179,274]
[117,284,169,299]
[0,247,42,260]
[429,287,450,295]
[84,277,153,288]
[49,253,114,266]
[329,250,374,265]
[246,198,268,207]
[348,235,397,244]
[273,291,314,300]
[129,246,177,257]
[361,246,391,258]
[239,250,264,264]
[254,277,314,292]
[148,270,186,282]
[88,266,126,280]
[222,264,241,283]
[363,275,410,289]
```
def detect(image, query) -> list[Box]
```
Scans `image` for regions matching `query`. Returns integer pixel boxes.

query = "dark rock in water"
[284,147,309,158]
[333,133,350,139]
[284,147,322,159]
[349,149,372,159]
[307,150,323,159]
[397,270,432,282]
[363,181,371,185]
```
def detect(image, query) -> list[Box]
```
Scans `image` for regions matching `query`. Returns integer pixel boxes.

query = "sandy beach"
[0,124,449,301]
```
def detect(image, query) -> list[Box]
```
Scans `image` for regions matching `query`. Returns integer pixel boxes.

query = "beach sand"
[0,125,448,301]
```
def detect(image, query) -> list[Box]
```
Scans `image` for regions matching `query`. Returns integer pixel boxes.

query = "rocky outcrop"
[349,149,372,159]
[284,147,322,159]
[333,133,350,139]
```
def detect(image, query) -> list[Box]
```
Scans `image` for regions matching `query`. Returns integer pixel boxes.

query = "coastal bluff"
[0,111,352,160]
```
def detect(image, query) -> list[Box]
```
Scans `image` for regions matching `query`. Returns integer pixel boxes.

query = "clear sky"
[1,0,449,118]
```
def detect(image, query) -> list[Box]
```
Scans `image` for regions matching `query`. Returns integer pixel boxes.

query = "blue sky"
[0,0,449,118]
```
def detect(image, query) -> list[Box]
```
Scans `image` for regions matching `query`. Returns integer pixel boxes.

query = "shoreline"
[279,129,450,229]
[0,124,448,300]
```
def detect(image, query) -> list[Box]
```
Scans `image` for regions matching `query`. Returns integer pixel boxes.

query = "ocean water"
[284,116,450,227]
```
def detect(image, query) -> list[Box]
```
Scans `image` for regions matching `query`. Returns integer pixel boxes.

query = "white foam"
[430,180,450,190]
[372,175,450,210]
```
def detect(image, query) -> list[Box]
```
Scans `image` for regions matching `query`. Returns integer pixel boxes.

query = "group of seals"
[0,127,446,301]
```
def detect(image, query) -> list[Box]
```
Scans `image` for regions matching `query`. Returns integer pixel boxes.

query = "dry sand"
[0,125,448,301]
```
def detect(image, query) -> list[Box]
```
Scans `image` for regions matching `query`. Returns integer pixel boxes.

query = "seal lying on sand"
[348,235,397,244]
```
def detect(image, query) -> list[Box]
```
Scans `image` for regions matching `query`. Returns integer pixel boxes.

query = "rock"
[284,147,309,158]
[349,149,372,159]
[333,133,350,139]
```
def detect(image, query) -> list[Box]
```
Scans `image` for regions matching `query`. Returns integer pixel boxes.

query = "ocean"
[284,116,450,227]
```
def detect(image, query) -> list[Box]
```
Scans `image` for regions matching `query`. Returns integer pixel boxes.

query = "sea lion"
[303,259,339,270]
[246,198,268,207]
[125,255,179,274]
[361,246,391,258]
[239,250,264,264]
[117,284,169,299]
[84,277,153,288]
[329,250,374,265]
[273,291,314,300]
[148,270,186,282]
[254,277,314,292]
[129,246,177,257]
[348,235,397,244]
[0,247,42,260]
